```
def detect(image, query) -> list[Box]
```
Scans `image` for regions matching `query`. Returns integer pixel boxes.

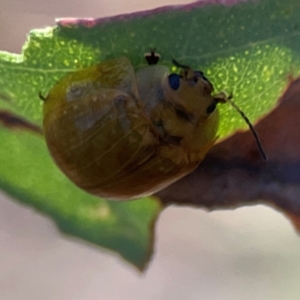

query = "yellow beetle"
[42,51,266,200]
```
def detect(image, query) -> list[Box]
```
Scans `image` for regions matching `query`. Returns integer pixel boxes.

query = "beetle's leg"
[39,92,47,101]
[144,48,161,65]
[152,119,182,145]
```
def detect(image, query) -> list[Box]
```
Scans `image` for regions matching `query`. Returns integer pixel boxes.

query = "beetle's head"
[164,60,217,119]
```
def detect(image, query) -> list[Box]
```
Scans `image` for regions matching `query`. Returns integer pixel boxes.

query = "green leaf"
[0,127,161,270]
[0,0,300,269]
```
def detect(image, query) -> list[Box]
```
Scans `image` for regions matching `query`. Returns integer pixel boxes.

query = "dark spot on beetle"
[160,133,183,145]
[175,108,193,122]
[154,119,163,127]
[167,135,183,145]
[206,102,217,114]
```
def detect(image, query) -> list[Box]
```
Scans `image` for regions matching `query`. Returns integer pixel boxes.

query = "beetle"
[41,51,267,200]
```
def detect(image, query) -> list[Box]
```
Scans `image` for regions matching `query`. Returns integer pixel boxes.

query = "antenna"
[214,93,268,161]
[172,59,194,79]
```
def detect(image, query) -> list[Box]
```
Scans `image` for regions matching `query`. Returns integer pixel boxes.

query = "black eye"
[168,74,181,90]
[206,102,216,114]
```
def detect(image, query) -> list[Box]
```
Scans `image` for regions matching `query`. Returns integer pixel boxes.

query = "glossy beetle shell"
[43,57,219,200]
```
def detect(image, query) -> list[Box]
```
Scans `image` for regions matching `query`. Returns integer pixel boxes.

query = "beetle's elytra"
[42,51,266,200]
